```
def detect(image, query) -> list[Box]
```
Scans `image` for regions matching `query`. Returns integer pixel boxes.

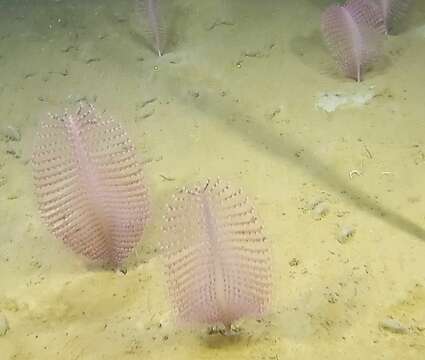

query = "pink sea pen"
[372,0,412,34]
[161,179,272,333]
[136,0,166,56]
[321,0,386,81]
[32,104,149,269]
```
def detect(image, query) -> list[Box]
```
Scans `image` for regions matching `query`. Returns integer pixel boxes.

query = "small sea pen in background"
[321,0,386,82]
[32,104,150,269]
[136,0,166,56]
[161,179,272,334]
[372,0,413,34]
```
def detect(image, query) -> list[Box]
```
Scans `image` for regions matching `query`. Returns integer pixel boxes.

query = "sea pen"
[32,104,150,269]
[372,0,412,34]
[321,0,385,81]
[161,179,272,333]
[137,0,165,56]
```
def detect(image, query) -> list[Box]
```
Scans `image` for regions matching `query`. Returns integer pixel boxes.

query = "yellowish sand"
[0,0,424,359]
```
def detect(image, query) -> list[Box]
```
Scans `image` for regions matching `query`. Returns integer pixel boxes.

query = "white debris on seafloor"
[0,313,9,336]
[380,318,408,334]
[315,86,376,113]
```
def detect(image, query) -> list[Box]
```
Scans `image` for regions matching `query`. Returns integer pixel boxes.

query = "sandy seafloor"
[0,0,425,359]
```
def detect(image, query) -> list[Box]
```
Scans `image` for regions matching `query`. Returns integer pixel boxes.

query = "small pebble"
[1,125,21,141]
[289,258,300,267]
[188,90,200,98]
[380,318,408,334]
[0,313,9,336]
[337,224,356,244]
[5,146,21,159]
[311,201,329,220]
